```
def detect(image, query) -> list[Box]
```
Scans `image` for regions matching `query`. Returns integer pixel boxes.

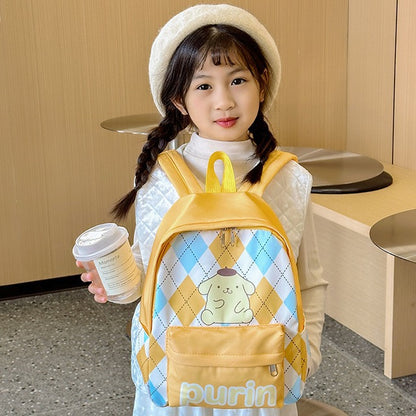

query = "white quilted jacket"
[130,134,327,416]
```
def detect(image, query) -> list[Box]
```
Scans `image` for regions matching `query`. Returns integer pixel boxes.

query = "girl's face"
[174,56,265,142]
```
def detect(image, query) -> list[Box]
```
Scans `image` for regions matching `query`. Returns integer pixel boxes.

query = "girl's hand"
[76,260,108,303]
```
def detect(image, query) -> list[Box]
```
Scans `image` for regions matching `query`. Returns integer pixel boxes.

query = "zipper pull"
[219,230,226,248]
[269,364,278,377]
[230,228,236,247]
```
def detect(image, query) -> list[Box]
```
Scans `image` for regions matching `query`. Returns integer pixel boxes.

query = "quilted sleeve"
[263,160,312,259]
[132,165,180,273]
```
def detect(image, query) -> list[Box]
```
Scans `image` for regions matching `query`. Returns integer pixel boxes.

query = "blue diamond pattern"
[149,380,167,406]
[284,375,302,404]
[246,230,282,274]
[284,376,303,404]
[153,286,167,318]
[172,232,208,273]
[284,289,297,318]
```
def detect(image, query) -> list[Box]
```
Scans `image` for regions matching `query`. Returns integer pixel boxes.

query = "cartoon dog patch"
[198,267,255,325]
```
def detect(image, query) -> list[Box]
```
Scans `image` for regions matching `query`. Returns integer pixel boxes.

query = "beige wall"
[347,0,397,163]
[0,0,414,285]
[394,0,416,168]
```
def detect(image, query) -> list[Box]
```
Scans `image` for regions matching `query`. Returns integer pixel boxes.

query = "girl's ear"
[171,98,188,115]
[259,89,265,103]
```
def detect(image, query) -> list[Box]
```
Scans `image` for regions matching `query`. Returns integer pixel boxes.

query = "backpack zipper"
[220,228,237,247]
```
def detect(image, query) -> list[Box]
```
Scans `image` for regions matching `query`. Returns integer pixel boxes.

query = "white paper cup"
[73,223,141,304]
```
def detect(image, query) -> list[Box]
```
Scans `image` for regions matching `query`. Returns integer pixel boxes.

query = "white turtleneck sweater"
[130,133,328,416]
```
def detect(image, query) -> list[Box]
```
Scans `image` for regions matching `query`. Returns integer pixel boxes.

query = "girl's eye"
[196,84,211,91]
[231,78,246,86]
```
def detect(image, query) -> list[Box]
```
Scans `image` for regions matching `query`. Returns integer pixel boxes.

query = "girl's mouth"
[215,117,238,128]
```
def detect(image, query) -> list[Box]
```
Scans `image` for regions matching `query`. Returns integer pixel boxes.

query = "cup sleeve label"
[94,241,140,296]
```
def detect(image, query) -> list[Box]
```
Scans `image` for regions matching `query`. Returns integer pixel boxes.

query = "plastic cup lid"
[72,223,129,261]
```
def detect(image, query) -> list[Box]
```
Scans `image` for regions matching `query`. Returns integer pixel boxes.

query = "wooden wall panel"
[275,0,348,150]
[0,0,143,285]
[394,0,416,169]
[347,0,397,163]
[0,1,53,282]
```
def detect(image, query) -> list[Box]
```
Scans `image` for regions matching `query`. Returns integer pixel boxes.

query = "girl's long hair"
[112,24,278,220]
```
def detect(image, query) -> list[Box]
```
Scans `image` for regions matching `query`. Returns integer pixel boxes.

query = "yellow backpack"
[137,150,309,409]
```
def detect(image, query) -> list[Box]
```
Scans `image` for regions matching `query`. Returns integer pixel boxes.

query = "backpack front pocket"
[166,324,285,409]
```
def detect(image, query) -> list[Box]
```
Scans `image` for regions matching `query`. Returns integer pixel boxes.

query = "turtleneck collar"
[183,133,256,160]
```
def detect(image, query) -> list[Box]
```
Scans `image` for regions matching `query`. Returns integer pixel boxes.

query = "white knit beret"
[149,3,281,116]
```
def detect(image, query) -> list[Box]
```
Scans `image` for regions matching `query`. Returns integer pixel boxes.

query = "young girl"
[79,4,327,416]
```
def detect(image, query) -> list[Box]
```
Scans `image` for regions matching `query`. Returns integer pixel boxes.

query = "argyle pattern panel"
[139,228,308,407]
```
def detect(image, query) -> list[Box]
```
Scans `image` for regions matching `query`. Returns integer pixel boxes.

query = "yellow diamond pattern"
[209,232,245,269]
[250,277,282,324]
[169,275,205,326]
[148,335,165,374]
[285,333,307,376]
[136,345,149,383]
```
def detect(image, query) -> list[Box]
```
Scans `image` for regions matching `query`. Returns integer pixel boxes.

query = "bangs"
[195,30,260,75]
[198,44,239,67]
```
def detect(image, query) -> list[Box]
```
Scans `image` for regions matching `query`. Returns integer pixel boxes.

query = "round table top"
[369,209,416,263]
[100,113,162,135]
[279,147,384,187]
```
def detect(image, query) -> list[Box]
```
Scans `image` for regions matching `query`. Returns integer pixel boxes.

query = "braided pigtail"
[111,105,189,220]
[244,111,279,184]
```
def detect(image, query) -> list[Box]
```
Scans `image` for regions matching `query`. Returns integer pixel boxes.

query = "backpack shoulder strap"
[239,150,298,196]
[157,150,203,196]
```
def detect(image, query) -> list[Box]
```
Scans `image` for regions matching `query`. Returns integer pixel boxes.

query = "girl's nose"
[215,88,235,111]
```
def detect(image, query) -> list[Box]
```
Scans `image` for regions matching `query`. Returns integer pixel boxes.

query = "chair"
[297,398,349,415]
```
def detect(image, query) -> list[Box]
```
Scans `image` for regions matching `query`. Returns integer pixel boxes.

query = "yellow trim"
[158,150,202,196]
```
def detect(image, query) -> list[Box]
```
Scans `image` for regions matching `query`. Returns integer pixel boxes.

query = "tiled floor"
[1,288,415,415]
